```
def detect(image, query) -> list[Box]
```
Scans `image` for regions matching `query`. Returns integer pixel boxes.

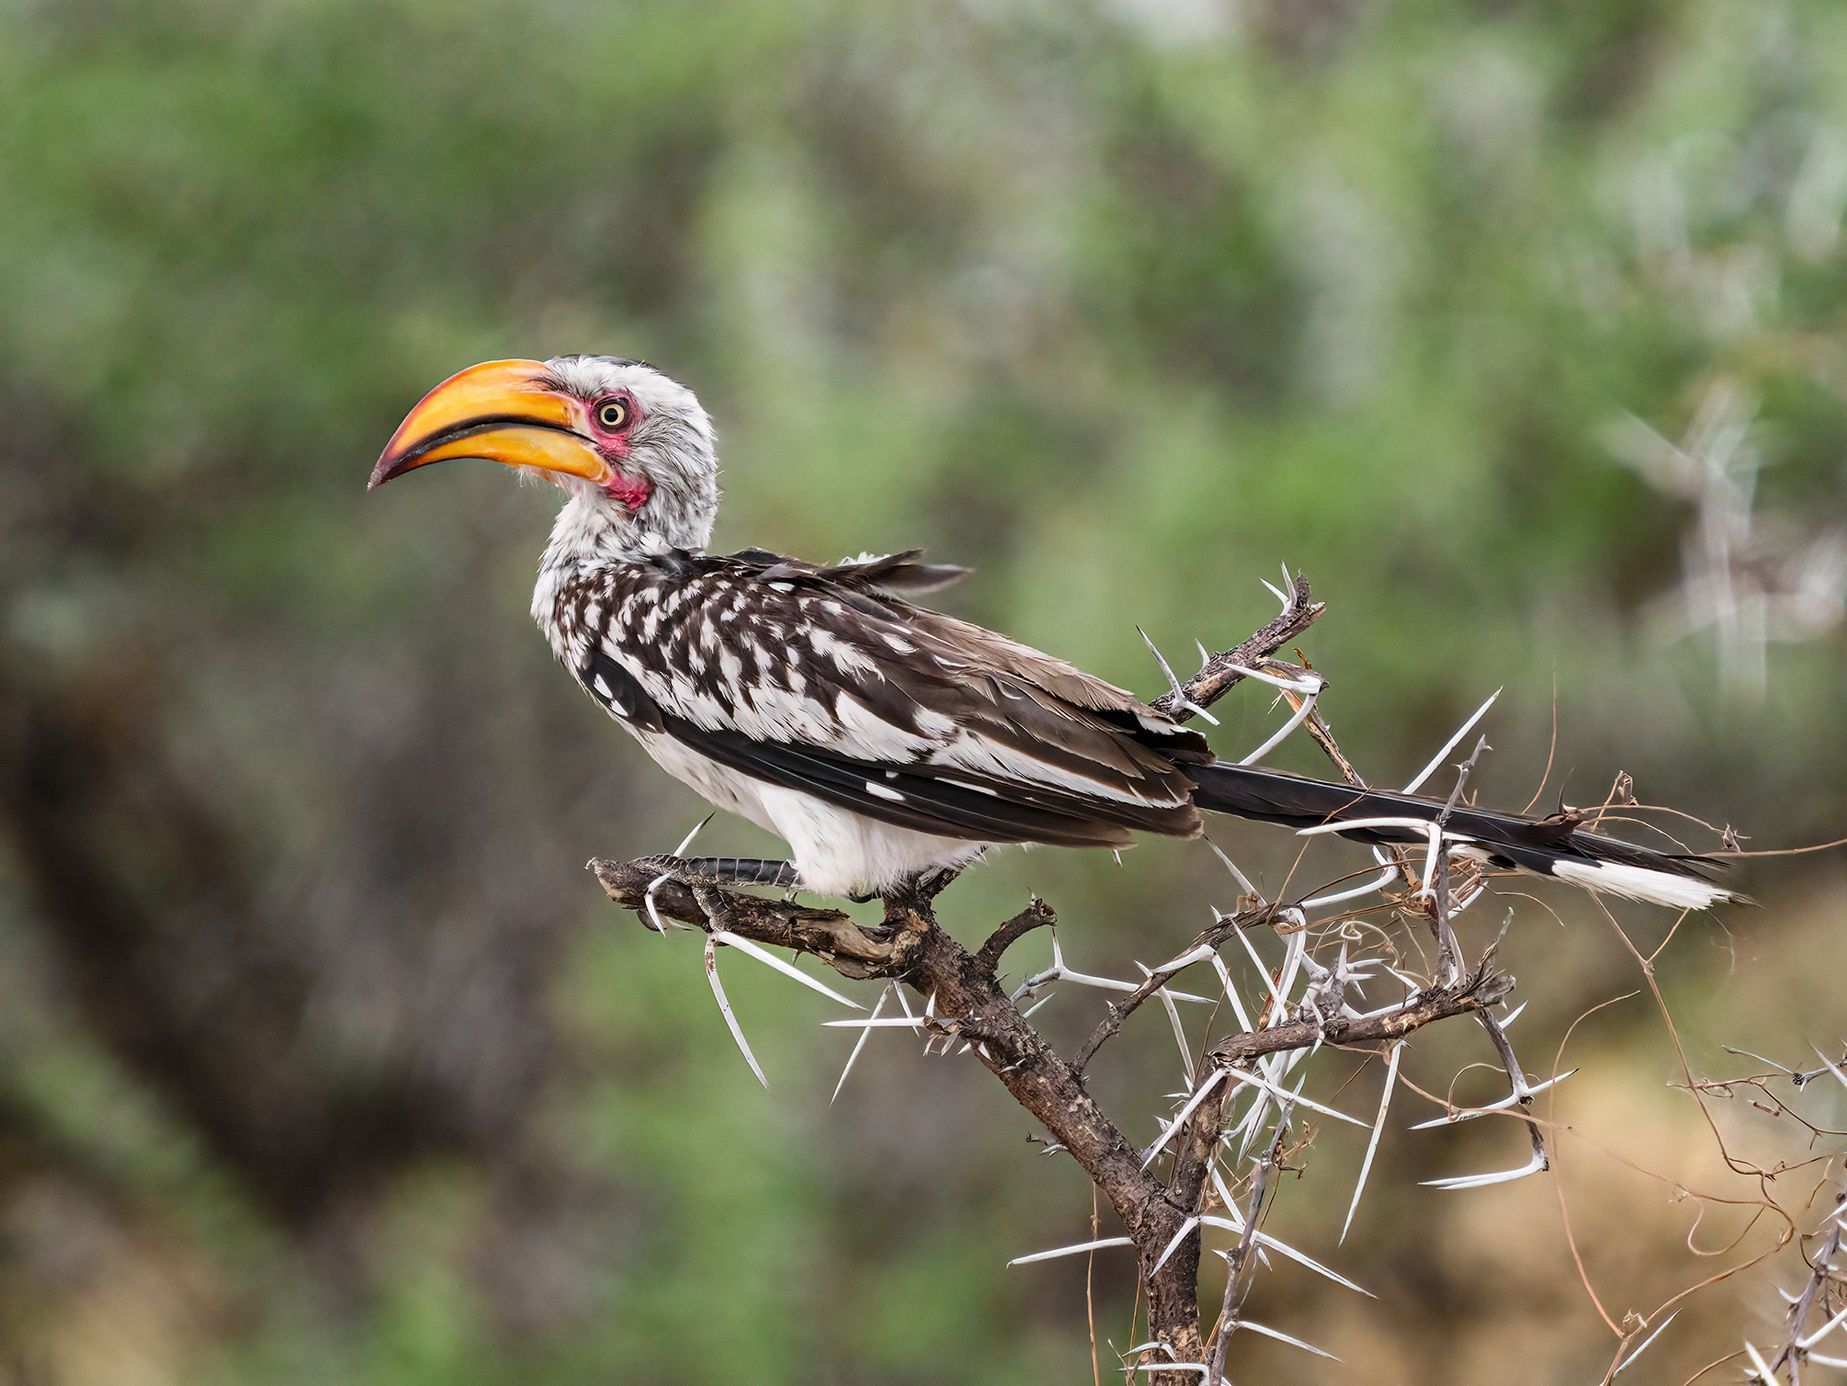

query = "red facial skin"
[584,391,654,512]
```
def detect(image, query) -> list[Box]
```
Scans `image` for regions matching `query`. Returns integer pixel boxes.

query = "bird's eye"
[595,398,629,431]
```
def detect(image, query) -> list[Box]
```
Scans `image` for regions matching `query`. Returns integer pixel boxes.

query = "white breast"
[630,729,776,827]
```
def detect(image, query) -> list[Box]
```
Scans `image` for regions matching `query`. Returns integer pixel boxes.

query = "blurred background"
[1,0,1843,1381]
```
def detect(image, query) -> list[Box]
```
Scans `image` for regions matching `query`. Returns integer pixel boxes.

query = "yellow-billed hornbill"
[369,356,1738,911]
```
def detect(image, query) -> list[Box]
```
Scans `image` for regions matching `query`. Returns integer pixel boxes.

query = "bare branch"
[1151,572,1324,722]
[976,898,1058,972]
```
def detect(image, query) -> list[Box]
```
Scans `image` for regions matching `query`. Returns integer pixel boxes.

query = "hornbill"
[369,356,1738,911]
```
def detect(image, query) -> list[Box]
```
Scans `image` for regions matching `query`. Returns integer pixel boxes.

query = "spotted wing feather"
[559,550,1209,846]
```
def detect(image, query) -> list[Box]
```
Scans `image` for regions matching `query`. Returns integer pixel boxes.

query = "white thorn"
[1295,815,1465,838]
[1209,951,1255,1034]
[711,930,862,1009]
[1150,1217,1201,1274]
[1412,822,1444,902]
[1273,928,1307,1018]
[1721,1045,1796,1074]
[1813,1046,1847,1094]
[1341,1042,1401,1243]
[1153,941,1218,975]
[643,870,681,936]
[1408,1070,1576,1128]
[1227,1319,1339,1362]
[1144,972,1195,1086]
[1046,962,1217,1004]
[1207,1223,1372,1297]
[832,984,891,1104]
[1227,915,1288,1024]
[1298,863,1399,910]
[1222,1065,1368,1128]
[1611,1312,1679,1377]
[1740,1340,1776,1382]
[671,812,716,857]
[1420,1147,1547,1189]
[1402,688,1501,793]
[1006,1236,1134,1267]
[1205,837,1259,897]
[1142,1068,1229,1168]
[822,1016,930,1030]
[1221,661,1318,692]
[704,934,767,1088]
[1239,683,1322,766]
[1139,625,1220,725]
[1800,1302,1847,1350]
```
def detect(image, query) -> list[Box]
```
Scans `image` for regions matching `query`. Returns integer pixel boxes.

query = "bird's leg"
[631,855,804,933]
[631,855,803,891]
[625,807,805,923]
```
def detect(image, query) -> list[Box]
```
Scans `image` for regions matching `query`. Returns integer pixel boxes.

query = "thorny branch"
[1208,1123,1288,1381]
[1205,961,1512,1067]
[588,857,1508,1383]
[595,855,1218,1368]
[1148,569,1324,722]
[1070,901,1282,1076]
[585,570,1797,1383]
[1769,1165,1847,1383]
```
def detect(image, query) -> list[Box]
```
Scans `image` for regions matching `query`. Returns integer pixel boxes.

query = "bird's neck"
[541,490,662,567]
[539,463,719,568]
[531,491,697,643]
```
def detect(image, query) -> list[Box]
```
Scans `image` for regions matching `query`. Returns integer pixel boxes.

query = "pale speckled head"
[369,354,720,552]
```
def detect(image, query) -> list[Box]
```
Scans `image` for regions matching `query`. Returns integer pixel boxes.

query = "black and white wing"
[728,547,970,595]
[560,550,1212,848]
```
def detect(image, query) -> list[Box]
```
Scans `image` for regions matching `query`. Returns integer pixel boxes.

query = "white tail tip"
[1550,860,1740,911]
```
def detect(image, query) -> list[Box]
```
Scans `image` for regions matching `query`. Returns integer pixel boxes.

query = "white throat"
[532,493,646,630]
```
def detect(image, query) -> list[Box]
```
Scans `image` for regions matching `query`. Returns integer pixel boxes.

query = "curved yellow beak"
[368,359,612,490]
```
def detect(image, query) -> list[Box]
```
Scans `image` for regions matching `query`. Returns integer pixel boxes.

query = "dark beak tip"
[366,454,401,491]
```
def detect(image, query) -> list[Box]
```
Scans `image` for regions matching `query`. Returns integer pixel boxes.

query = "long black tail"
[1188,762,1740,909]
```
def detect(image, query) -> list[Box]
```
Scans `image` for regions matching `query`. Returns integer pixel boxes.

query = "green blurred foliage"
[0,0,1843,1382]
